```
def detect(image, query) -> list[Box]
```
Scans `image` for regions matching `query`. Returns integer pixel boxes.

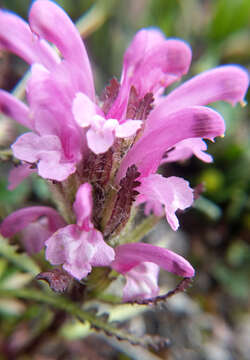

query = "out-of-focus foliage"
[0,0,249,359]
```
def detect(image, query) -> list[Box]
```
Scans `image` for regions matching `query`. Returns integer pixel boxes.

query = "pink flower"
[72,92,142,154]
[45,183,115,280]
[0,183,115,280]
[111,243,195,302]
[0,206,66,254]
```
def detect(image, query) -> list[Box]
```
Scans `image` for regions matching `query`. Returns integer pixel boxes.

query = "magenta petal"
[26,63,83,165]
[122,262,159,302]
[121,29,192,97]
[0,206,65,239]
[73,183,93,231]
[0,90,32,129]
[111,243,195,278]
[29,0,94,99]
[162,138,213,164]
[21,218,51,254]
[136,175,194,231]
[147,65,249,132]
[117,106,225,180]
[0,9,59,67]
[8,163,36,190]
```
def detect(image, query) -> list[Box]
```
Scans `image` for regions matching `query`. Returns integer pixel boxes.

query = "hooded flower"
[0,183,115,279]
[44,183,115,280]
[0,206,66,254]
[111,243,195,302]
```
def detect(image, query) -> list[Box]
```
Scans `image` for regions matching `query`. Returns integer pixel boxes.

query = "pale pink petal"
[73,183,93,231]
[37,152,76,181]
[0,9,59,67]
[45,226,114,280]
[12,132,76,181]
[8,163,36,190]
[117,106,225,180]
[111,243,195,278]
[115,120,142,138]
[12,132,43,163]
[0,206,65,239]
[162,138,213,164]
[0,90,32,129]
[147,65,249,132]
[12,132,61,162]
[122,262,159,302]
[86,127,114,154]
[89,230,115,267]
[72,92,100,127]
[29,0,94,99]
[136,175,194,231]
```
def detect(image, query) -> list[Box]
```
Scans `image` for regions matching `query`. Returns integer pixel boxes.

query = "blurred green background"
[0,0,249,359]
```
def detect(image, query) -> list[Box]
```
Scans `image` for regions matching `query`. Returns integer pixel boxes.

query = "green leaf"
[0,236,40,276]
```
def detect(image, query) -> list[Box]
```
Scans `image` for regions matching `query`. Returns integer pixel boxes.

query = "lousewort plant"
[0,0,248,349]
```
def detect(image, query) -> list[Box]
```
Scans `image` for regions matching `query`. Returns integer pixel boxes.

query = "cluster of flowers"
[0,0,248,301]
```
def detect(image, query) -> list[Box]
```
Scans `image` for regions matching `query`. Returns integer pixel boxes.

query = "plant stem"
[119,215,161,244]
[0,288,152,346]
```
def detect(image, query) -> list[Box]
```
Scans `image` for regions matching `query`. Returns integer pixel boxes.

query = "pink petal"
[12,132,76,181]
[86,127,114,154]
[21,218,51,254]
[108,29,192,120]
[0,206,65,239]
[87,230,115,267]
[72,92,101,127]
[0,9,59,67]
[115,120,142,138]
[45,226,114,280]
[0,90,32,129]
[162,138,213,164]
[136,175,194,231]
[121,29,192,97]
[26,63,83,164]
[37,153,76,181]
[122,262,159,302]
[117,106,225,180]
[147,65,249,132]
[29,0,94,99]
[73,183,93,231]
[8,163,36,190]
[111,243,195,278]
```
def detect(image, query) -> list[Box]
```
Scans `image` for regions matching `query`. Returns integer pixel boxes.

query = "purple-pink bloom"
[0,206,66,254]
[0,0,249,300]
[72,92,142,154]
[45,183,115,280]
[136,175,194,231]
[0,0,248,189]
[111,243,195,301]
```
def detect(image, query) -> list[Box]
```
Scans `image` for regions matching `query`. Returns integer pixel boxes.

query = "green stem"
[119,215,161,244]
[76,0,117,38]
[0,287,158,347]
